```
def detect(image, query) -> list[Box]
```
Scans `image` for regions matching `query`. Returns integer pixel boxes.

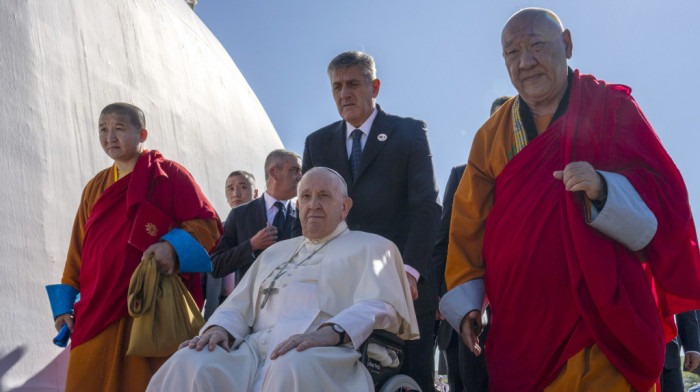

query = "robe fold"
[61,150,221,391]
[446,70,700,391]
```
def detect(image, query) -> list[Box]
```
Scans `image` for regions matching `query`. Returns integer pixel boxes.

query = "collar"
[304,221,349,245]
[345,107,378,140]
[263,192,289,211]
[518,67,574,143]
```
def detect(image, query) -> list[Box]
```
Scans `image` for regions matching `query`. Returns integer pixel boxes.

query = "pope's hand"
[407,273,419,300]
[180,326,232,352]
[553,161,604,201]
[270,326,343,359]
[143,241,178,276]
[460,310,482,356]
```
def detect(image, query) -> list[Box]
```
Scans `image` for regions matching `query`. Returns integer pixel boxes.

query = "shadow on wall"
[1,346,68,392]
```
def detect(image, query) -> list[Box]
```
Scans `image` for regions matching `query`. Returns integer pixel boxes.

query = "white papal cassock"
[147,222,419,391]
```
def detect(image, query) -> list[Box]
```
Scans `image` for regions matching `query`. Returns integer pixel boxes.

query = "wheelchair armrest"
[369,329,405,347]
[359,329,405,365]
[359,329,406,389]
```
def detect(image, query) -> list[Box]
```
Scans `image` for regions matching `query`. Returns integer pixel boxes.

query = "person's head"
[264,149,302,200]
[490,96,512,116]
[225,170,257,208]
[98,103,147,167]
[296,167,352,240]
[327,51,381,128]
[501,8,572,113]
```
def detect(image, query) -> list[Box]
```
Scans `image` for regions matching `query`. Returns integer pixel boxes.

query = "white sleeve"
[325,300,398,349]
[202,306,250,349]
[588,171,657,251]
[438,279,485,333]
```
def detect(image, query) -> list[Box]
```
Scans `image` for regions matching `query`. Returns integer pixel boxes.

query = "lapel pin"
[377,133,387,142]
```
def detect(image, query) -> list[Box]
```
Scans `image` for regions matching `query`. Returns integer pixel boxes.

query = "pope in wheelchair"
[148,167,420,392]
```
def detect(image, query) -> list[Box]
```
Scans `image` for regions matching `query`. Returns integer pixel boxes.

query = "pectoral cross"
[260,281,279,309]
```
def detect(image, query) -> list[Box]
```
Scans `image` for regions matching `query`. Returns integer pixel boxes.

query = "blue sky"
[195,1,700,219]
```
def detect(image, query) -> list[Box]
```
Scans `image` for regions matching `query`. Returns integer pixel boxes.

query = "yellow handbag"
[126,254,204,357]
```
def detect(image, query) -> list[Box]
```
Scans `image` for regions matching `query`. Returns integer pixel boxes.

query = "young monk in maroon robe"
[441,8,700,392]
[47,103,221,392]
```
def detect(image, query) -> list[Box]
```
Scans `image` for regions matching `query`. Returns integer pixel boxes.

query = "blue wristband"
[46,284,79,319]
[161,228,212,273]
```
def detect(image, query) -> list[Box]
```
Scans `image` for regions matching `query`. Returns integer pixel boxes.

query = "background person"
[302,50,441,391]
[432,95,510,392]
[203,170,259,319]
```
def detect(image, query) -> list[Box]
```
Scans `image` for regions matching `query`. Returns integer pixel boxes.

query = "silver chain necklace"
[259,228,347,309]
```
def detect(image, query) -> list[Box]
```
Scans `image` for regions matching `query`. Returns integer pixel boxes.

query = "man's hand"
[460,310,483,356]
[250,223,278,251]
[553,161,604,201]
[270,326,341,360]
[407,273,419,301]
[54,313,74,333]
[684,351,700,372]
[143,241,178,276]
[179,326,232,352]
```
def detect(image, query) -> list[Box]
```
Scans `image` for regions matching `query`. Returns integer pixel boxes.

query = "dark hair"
[264,149,301,181]
[100,102,146,129]
[227,170,256,185]
[490,96,512,115]
[327,51,376,85]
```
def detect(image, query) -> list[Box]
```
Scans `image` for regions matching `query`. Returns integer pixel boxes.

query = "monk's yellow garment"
[127,254,205,357]
[66,317,168,392]
[445,97,515,290]
[544,344,654,392]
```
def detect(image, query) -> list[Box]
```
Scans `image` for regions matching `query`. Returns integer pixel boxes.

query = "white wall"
[0,1,281,390]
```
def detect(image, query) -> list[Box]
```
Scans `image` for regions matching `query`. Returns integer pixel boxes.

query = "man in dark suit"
[432,96,510,392]
[207,149,302,318]
[302,50,441,391]
[203,170,259,319]
[662,310,700,392]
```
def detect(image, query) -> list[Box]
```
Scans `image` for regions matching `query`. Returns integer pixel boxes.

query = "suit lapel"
[251,197,268,258]
[255,197,268,226]
[329,122,354,186]
[356,106,395,181]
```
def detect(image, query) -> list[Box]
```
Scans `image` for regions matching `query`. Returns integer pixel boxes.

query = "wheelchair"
[359,330,422,392]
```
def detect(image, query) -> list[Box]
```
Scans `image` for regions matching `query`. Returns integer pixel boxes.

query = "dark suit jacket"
[665,310,700,370]
[431,164,465,297]
[210,196,298,282]
[432,164,466,349]
[302,105,441,314]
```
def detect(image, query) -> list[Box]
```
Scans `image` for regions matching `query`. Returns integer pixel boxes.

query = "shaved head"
[501,7,572,115]
[502,8,564,44]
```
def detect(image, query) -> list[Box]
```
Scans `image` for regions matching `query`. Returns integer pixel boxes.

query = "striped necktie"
[272,201,286,237]
[349,129,363,179]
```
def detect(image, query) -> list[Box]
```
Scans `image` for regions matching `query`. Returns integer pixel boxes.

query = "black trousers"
[401,310,436,392]
[660,365,684,392]
[457,306,490,392]
[438,327,463,392]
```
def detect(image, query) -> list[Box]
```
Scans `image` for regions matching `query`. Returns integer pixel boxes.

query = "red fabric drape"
[483,71,700,391]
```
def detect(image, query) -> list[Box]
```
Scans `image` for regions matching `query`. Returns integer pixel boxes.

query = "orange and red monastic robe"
[445,71,700,391]
[61,150,221,392]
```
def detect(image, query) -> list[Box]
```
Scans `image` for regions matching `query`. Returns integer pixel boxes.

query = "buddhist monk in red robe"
[48,103,222,392]
[441,8,700,392]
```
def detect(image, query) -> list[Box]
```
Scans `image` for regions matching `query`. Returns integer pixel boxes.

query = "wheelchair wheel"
[378,374,422,392]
